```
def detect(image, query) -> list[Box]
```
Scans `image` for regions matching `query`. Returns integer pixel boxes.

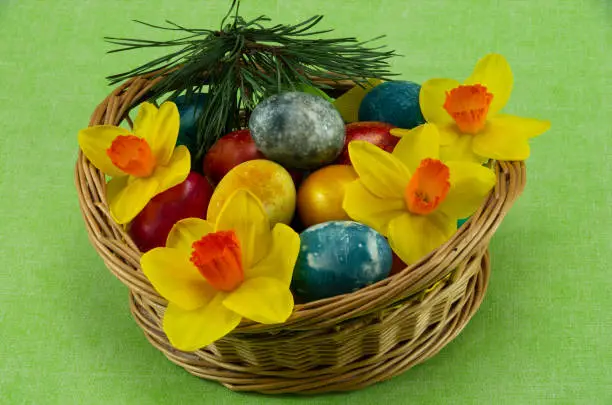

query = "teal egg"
[457,217,470,228]
[292,221,393,302]
[358,81,425,129]
[174,93,208,169]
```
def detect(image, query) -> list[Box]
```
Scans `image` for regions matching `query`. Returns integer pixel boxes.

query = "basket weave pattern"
[75,75,525,394]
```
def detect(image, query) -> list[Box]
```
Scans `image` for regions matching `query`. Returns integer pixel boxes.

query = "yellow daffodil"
[419,54,550,162]
[78,102,190,224]
[140,189,300,352]
[342,123,496,265]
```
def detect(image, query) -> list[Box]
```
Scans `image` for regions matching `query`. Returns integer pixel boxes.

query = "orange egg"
[297,165,358,227]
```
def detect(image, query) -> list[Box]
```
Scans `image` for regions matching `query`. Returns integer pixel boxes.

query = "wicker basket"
[75,74,526,395]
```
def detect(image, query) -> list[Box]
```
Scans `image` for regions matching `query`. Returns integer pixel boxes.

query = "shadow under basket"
[74,75,526,395]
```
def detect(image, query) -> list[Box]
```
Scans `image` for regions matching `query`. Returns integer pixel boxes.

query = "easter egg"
[174,93,209,154]
[249,92,345,170]
[358,81,425,129]
[336,121,398,164]
[207,159,296,225]
[202,129,265,185]
[292,221,393,302]
[389,253,408,276]
[297,165,358,227]
[128,172,214,253]
[457,217,470,228]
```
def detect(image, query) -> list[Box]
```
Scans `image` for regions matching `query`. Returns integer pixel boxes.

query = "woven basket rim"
[74,73,526,334]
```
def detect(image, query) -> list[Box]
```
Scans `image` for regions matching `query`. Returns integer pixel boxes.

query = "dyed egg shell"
[249,92,345,170]
[297,165,358,227]
[174,93,208,153]
[202,129,265,185]
[389,252,408,276]
[128,172,214,253]
[358,81,425,129]
[457,217,470,228]
[207,159,296,225]
[336,121,398,165]
[292,221,393,302]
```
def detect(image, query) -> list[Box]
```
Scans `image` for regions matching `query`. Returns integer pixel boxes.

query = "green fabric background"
[1,1,611,404]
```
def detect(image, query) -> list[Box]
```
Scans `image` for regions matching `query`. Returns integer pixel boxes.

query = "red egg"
[128,172,214,253]
[203,129,265,185]
[390,253,408,276]
[336,121,398,165]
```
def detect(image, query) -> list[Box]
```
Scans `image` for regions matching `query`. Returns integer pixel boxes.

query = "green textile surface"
[1,1,611,404]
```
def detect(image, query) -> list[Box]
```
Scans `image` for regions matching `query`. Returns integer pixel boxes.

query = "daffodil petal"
[391,123,440,173]
[166,218,214,253]
[215,189,272,269]
[440,135,484,163]
[387,212,456,265]
[464,53,513,116]
[348,140,410,199]
[153,145,191,194]
[245,223,300,286]
[133,102,157,139]
[419,78,461,125]
[472,119,534,161]
[223,277,293,324]
[342,180,406,236]
[437,123,461,145]
[163,295,241,352]
[489,114,551,139]
[438,161,496,219]
[151,102,181,166]
[108,176,159,224]
[333,78,383,122]
[78,125,130,177]
[141,247,215,310]
[105,175,128,207]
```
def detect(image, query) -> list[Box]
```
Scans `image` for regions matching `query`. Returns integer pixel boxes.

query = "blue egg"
[358,81,425,129]
[457,217,469,228]
[292,221,393,302]
[174,93,209,153]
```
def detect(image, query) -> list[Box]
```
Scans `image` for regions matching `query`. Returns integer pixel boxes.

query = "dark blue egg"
[174,93,209,152]
[292,221,393,302]
[358,81,425,129]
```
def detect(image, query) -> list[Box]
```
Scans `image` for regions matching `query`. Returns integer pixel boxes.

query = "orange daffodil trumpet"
[419,54,550,162]
[342,123,496,265]
[78,102,191,224]
[140,189,300,351]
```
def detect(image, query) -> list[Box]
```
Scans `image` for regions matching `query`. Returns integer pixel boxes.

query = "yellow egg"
[297,165,358,227]
[207,159,296,225]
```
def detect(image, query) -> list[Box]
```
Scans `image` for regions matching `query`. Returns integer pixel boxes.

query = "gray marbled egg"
[248,92,345,170]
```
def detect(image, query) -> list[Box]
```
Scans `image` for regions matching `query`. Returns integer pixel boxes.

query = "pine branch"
[105,0,399,159]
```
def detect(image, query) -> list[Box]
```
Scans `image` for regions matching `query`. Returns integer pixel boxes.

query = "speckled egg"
[249,92,346,170]
[358,81,425,129]
[292,221,393,302]
[207,159,296,226]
